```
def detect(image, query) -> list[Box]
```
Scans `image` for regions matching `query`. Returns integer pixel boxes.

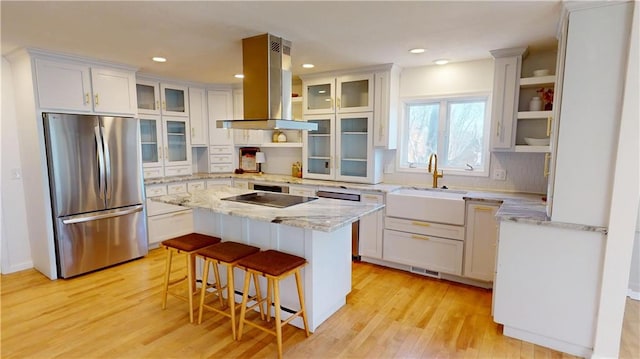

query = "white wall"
[384,58,548,194]
[1,57,33,273]
[630,204,640,299]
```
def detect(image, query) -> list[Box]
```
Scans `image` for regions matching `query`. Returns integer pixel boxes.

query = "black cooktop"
[221,192,318,209]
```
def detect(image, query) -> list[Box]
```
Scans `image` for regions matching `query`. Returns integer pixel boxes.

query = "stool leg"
[161,249,173,309]
[295,269,310,337]
[273,277,283,359]
[266,278,272,323]
[253,273,265,321]
[212,261,225,309]
[198,259,211,324]
[237,270,252,341]
[227,264,236,340]
[187,252,196,323]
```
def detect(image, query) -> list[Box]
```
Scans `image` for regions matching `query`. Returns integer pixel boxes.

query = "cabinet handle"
[165,147,168,160]
[475,206,494,212]
[191,128,195,138]
[411,221,430,227]
[162,101,166,110]
[411,234,430,241]
[337,97,341,109]
[546,116,552,137]
[94,94,99,106]
[156,100,159,110]
[544,153,551,178]
[496,121,501,137]
[85,93,90,105]
[158,146,162,160]
[363,195,378,201]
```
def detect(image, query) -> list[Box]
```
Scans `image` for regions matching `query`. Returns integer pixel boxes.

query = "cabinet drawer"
[288,185,318,197]
[209,145,233,155]
[187,181,205,192]
[167,182,187,194]
[206,179,232,188]
[385,217,464,240]
[210,164,234,173]
[145,185,167,198]
[210,154,233,163]
[164,165,191,177]
[148,210,194,245]
[383,229,463,275]
[361,193,384,204]
[143,167,163,179]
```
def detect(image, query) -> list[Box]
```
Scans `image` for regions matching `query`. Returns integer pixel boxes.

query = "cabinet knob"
[85,93,90,105]
[411,234,430,241]
[94,94,99,106]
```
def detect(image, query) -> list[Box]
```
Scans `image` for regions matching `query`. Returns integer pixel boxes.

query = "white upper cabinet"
[160,83,189,117]
[303,74,373,115]
[207,89,234,146]
[489,48,525,151]
[136,80,160,115]
[35,58,136,115]
[188,87,208,146]
[373,65,400,149]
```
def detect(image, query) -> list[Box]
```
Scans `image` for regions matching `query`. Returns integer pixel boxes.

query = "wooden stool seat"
[236,250,310,359]
[197,241,261,339]
[161,233,221,323]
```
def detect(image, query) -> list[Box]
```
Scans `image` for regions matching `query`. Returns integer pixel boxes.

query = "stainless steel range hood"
[218,34,317,131]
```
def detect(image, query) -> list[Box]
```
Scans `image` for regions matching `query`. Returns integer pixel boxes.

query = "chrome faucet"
[428,153,443,188]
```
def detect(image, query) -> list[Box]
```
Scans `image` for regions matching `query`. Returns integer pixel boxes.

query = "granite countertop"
[144,173,402,193]
[151,186,385,232]
[145,173,607,233]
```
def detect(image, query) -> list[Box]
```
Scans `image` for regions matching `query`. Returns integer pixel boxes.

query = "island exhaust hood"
[218,34,317,131]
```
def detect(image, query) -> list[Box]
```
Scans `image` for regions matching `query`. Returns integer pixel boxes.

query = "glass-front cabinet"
[160,83,189,117]
[304,114,336,180]
[303,74,373,115]
[139,115,191,178]
[140,116,162,167]
[337,113,372,180]
[303,112,376,183]
[136,80,160,115]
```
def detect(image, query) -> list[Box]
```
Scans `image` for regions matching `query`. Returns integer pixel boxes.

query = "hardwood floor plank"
[2,248,635,358]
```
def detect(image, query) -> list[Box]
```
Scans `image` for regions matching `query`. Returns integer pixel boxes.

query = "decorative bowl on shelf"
[533,69,551,77]
[524,137,550,146]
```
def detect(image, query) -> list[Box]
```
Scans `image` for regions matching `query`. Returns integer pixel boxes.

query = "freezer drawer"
[383,229,463,275]
[55,205,148,278]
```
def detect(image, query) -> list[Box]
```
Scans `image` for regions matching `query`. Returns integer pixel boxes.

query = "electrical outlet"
[493,169,507,181]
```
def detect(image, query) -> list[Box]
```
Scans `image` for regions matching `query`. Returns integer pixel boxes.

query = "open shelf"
[514,145,550,153]
[517,110,552,119]
[519,75,556,88]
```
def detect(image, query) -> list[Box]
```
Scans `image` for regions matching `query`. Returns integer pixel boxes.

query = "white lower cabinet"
[145,184,193,247]
[206,178,233,189]
[463,202,499,282]
[383,228,463,275]
[359,193,384,259]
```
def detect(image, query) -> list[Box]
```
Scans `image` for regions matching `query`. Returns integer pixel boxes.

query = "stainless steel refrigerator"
[43,112,148,278]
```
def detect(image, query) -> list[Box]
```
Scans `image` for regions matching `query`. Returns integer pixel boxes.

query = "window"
[398,94,490,176]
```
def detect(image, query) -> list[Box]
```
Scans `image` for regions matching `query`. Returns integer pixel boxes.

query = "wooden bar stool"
[196,241,261,339]
[236,250,310,359]
[160,233,221,323]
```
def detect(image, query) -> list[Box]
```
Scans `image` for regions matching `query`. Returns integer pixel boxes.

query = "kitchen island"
[152,186,384,332]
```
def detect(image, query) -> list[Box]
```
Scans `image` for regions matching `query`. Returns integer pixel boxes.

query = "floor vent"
[410,266,441,278]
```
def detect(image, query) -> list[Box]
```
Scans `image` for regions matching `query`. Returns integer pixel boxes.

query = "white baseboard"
[503,325,592,358]
[2,260,33,274]
[628,288,640,301]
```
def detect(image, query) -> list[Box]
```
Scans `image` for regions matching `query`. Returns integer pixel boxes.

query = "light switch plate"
[493,169,506,181]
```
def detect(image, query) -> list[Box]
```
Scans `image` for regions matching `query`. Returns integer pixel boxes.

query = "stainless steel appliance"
[42,112,148,278]
[315,189,361,260]
[221,192,317,208]
[218,33,317,131]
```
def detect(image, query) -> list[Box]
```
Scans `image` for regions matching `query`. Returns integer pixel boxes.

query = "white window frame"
[396,92,492,177]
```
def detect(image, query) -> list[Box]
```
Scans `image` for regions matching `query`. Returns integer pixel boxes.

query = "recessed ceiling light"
[434,59,450,65]
[152,57,167,63]
[302,63,315,69]
[409,48,425,54]
[234,74,244,79]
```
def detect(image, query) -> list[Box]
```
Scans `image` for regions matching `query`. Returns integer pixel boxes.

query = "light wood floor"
[1,248,638,358]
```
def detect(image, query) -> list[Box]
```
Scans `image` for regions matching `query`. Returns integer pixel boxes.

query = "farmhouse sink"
[386,188,466,225]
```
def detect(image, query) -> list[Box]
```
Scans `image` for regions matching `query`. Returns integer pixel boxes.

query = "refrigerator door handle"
[102,126,112,200]
[94,126,106,200]
[61,205,144,225]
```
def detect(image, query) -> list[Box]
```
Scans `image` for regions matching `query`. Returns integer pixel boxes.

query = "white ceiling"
[1,1,562,85]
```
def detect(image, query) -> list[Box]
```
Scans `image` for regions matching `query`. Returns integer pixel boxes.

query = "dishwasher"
[316,188,361,260]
